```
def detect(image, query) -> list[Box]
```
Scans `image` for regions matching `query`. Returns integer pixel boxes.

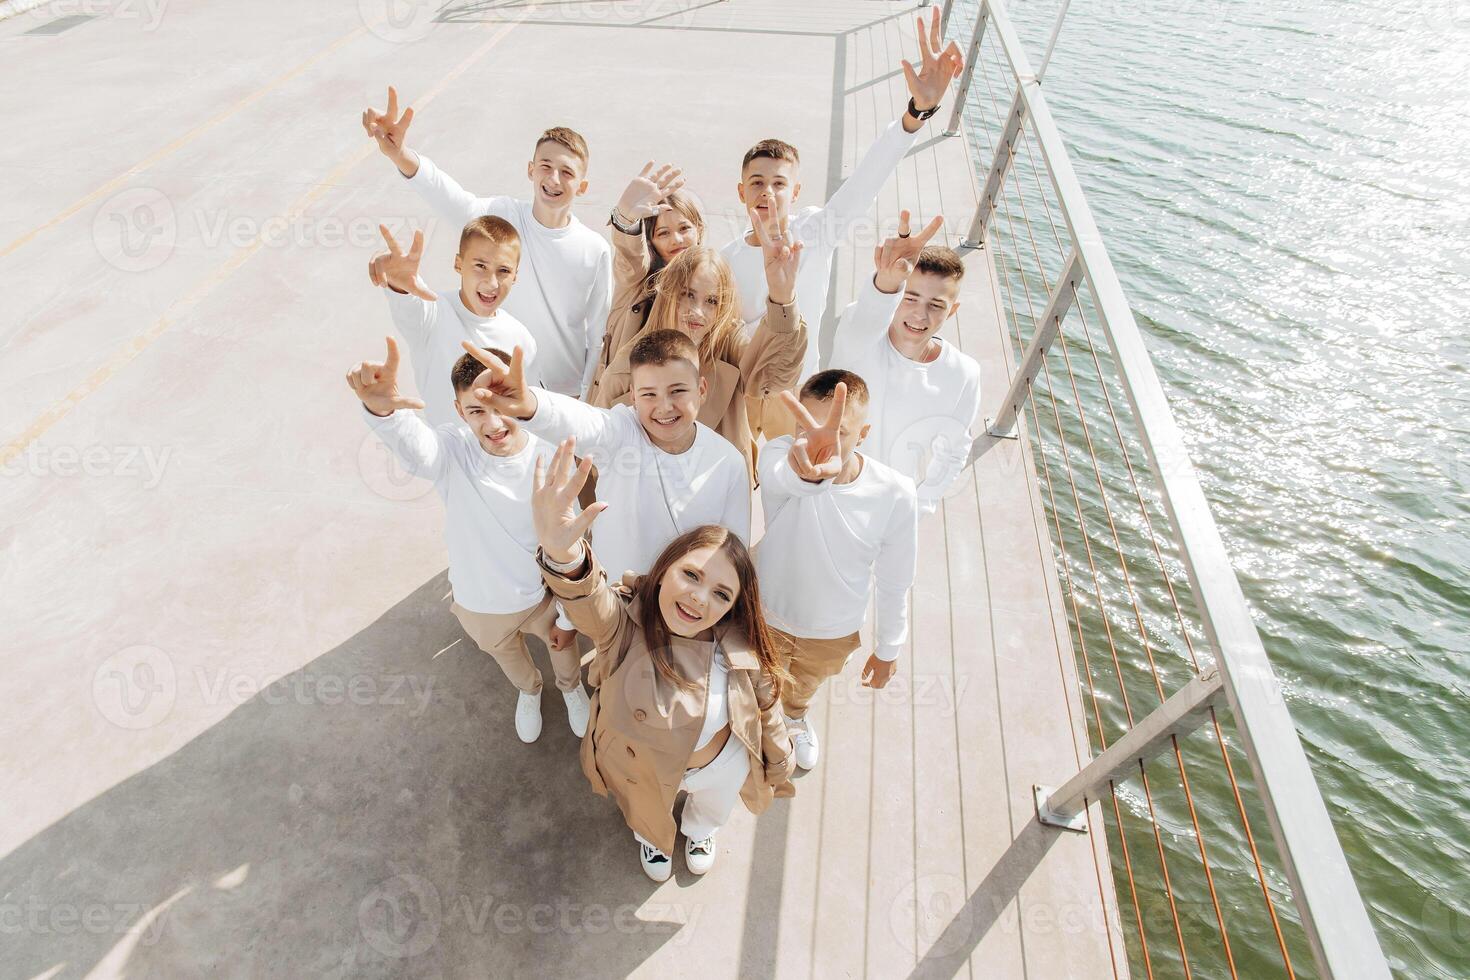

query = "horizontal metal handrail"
[945,0,1391,976]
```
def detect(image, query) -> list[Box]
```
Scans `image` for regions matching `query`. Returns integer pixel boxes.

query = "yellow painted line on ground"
[1,18,524,467]
[0,20,372,260]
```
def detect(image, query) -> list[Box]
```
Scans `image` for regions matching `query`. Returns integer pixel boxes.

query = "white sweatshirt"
[363,407,570,626]
[753,438,918,661]
[406,155,612,397]
[384,287,539,431]
[830,277,983,515]
[719,119,918,379]
[520,391,752,581]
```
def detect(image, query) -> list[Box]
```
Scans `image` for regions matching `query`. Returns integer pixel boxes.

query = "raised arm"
[348,338,445,480]
[834,211,944,354]
[363,87,503,227]
[459,342,625,460]
[609,162,685,303]
[369,225,440,349]
[736,205,809,397]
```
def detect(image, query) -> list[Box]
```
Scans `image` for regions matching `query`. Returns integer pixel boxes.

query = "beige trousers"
[773,627,863,719]
[451,592,582,694]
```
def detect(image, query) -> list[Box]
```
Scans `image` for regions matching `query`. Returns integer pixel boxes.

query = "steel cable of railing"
[1011,115,1298,977]
[980,73,1195,980]
[1003,132,1239,978]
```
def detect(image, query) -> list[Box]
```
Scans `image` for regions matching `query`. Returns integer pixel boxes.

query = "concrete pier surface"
[1,1,1126,976]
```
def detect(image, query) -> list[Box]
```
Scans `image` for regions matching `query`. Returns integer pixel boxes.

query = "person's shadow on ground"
[0,571,685,978]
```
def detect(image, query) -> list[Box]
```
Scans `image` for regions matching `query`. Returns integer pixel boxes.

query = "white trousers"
[635,734,748,851]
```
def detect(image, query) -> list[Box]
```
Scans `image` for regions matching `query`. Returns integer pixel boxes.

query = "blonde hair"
[646,245,743,367]
[535,126,590,172]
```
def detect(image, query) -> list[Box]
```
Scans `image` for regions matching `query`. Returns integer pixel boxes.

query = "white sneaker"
[791,717,819,770]
[563,685,591,738]
[515,690,543,743]
[639,841,672,882]
[685,833,717,875]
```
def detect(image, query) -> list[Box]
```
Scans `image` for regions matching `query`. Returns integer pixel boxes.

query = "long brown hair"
[642,189,706,283]
[645,245,744,368]
[633,525,787,709]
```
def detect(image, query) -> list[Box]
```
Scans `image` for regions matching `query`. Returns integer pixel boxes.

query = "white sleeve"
[757,436,833,509]
[831,276,902,367]
[916,377,982,515]
[405,153,509,228]
[518,388,627,461]
[383,287,437,356]
[554,601,575,632]
[873,482,919,660]
[362,406,449,484]
[580,245,614,397]
[722,463,753,544]
[812,120,918,245]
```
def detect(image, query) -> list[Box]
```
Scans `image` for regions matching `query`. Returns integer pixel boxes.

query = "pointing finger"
[386,85,398,122]
[383,335,401,374]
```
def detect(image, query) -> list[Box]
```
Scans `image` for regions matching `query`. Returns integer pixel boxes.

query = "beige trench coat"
[541,550,796,855]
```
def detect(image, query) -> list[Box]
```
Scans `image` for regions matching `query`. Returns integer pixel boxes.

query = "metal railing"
[939,0,1391,976]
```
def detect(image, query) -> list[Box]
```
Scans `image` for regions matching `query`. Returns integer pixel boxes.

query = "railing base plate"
[984,417,1019,440]
[1034,784,1088,833]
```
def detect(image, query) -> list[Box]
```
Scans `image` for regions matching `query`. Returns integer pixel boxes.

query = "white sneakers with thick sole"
[563,685,591,738]
[514,690,543,743]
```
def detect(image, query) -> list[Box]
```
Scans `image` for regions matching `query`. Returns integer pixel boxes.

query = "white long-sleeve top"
[363,407,570,626]
[405,155,612,397]
[753,437,918,660]
[384,287,539,431]
[829,277,983,515]
[520,391,752,580]
[719,119,918,379]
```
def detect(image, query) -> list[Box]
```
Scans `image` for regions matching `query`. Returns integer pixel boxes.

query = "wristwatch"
[906,97,940,122]
[608,207,641,236]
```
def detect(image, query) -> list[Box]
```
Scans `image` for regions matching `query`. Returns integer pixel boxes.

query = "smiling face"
[526,141,588,212]
[888,270,962,352]
[737,157,800,230]
[673,261,725,346]
[454,237,519,316]
[651,208,700,262]
[657,542,741,638]
[631,357,706,453]
[453,387,526,457]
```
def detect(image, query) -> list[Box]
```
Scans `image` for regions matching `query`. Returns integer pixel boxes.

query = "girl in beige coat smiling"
[532,438,795,881]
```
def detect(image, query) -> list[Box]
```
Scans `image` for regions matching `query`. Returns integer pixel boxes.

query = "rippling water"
[955,0,1470,974]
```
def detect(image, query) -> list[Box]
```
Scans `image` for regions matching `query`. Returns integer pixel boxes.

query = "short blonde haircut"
[458,215,520,256]
[535,126,590,173]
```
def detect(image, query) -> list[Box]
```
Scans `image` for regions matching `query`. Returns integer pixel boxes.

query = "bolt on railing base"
[958,237,985,251]
[984,417,1019,440]
[1035,784,1089,833]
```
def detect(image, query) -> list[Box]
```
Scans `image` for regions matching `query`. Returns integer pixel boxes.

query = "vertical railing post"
[941,1,990,137]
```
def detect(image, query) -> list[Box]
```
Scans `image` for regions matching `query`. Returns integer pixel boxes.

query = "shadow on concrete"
[907,815,1066,979]
[0,572,682,978]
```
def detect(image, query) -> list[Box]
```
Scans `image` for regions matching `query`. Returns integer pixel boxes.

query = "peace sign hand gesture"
[779,381,848,483]
[368,225,438,301]
[347,337,427,417]
[533,438,607,564]
[362,85,417,172]
[616,161,686,223]
[460,341,537,421]
[902,7,965,116]
[750,202,803,307]
[873,210,944,293]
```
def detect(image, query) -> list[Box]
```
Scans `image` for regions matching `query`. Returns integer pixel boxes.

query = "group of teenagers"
[349,10,983,881]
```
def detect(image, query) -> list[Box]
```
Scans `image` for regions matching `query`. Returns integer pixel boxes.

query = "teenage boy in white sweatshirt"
[368,218,539,430]
[722,7,964,409]
[348,338,589,744]
[364,89,611,398]
[461,331,750,583]
[830,215,982,515]
[753,370,919,771]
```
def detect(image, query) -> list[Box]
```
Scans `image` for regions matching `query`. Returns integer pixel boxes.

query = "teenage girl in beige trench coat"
[532,438,795,881]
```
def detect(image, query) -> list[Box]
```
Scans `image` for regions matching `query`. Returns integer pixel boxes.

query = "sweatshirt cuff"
[404,152,434,182]
[875,643,902,663]
[538,545,603,599]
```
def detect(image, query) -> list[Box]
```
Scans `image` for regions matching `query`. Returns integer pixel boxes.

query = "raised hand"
[362,85,416,171]
[460,341,537,420]
[346,336,427,417]
[750,201,803,307]
[616,161,686,223]
[532,438,607,564]
[368,224,438,301]
[778,381,848,483]
[902,7,964,115]
[873,210,944,293]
